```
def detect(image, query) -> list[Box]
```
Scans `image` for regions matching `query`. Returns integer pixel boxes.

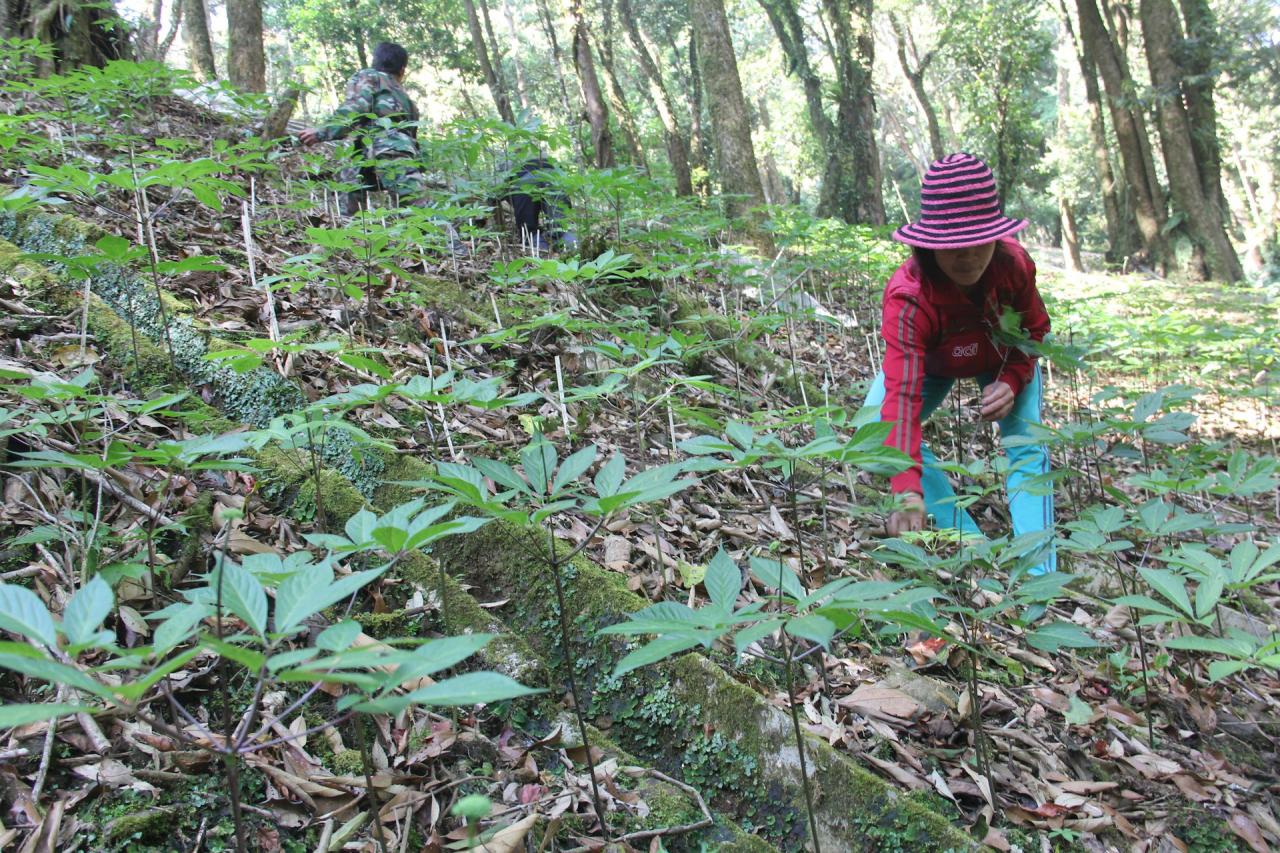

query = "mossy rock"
[429,521,974,851]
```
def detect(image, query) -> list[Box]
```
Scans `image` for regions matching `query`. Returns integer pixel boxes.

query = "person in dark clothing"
[500,158,577,253]
[298,42,425,215]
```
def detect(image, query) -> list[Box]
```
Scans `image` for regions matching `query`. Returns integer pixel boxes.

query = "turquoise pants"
[864,366,1056,575]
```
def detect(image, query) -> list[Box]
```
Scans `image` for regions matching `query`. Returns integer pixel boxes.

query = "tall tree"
[463,0,516,122]
[944,0,1050,210]
[1055,0,1128,261]
[181,0,217,79]
[501,0,530,111]
[618,0,693,194]
[1175,0,1228,221]
[1077,0,1170,270]
[598,0,647,170]
[1139,0,1243,280]
[571,0,615,168]
[823,0,884,224]
[226,0,267,92]
[758,0,882,223]
[689,0,767,228]
[684,32,709,176]
[534,0,577,138]
[1054,44,1084,272]
[6,0,129,70]
[888,13,945,162]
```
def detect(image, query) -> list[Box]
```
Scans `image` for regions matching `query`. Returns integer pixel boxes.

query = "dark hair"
[911,241,1010,285]
[372,42,409,75]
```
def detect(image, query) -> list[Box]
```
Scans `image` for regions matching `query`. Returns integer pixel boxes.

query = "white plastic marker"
[439,318,453,373]
[554,355,571,434]
[490,292,503,328]
[242,201,284,375]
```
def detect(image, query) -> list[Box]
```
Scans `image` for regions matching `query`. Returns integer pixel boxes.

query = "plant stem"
[546,527,609,836]
[213,532,248,853]
[781,630,822,853]
[354,719,389,853]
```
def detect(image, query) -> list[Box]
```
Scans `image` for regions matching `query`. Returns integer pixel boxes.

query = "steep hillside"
[1,56,1278,853]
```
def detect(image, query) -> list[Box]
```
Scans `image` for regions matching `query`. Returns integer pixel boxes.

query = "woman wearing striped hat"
[866,152,1056,575]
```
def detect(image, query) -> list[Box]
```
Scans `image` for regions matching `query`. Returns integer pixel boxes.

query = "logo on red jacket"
[952,342,979,358]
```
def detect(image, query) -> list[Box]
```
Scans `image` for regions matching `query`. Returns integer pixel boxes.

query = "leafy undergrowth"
[1,52,1279,853]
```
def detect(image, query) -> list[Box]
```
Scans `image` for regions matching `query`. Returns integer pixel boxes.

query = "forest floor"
[1,64,1278,853]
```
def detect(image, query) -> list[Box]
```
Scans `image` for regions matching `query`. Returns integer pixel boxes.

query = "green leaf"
[316,620,362,652]
[733,618,781,655]
[338,352,391,379]
[1207,659,1251,682]
[785,614,836,647]
[521,439,556,496]
[451,794,492,820]
[593,453,625,497]
[344,510,378,548]
[213,561,268,637]
[1163,634,1252,656]
[61,576,113,646]
[1064,695,1092,725]
[0,651,109,697]
[725,421,754,449]
[0,583,57,648]
[613,635,703,676]
[1138,567,1194,617]
[0,703,87,728]
[1027,621,1098,652]
[1193,572,1224,620]
[153,603,211,654]
[393,634,495,684]
[473,458,530,495]
[749,556,805,600]
[1112,594,1181,618]
[551,444,597,495]
[276,566,386,636]
[704,549,741,611]
[392,671,542,707]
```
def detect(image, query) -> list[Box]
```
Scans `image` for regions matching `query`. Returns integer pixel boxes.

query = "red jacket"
[878,238,1050,495]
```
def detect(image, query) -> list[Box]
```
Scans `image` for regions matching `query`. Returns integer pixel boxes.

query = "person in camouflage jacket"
[298,42,428,214]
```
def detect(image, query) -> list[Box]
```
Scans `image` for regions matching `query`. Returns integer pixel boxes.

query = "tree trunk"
[226,0,266,92]
[571,0,614,168]
[820,0,884,224]
[1139,0,1242,281]
[618,0,692,194]
[534,0,577,151]
[1055,0,1128,261]
[1176,0,1228,219]
[756,96,792,204]
[685,32,710,189]
[757,0,846,213]
[134,0,162,59]
[598,1,647,170]
[665,31,710,177]
[689,0,767,226]
[463,0,516,123]
[1059,199,1084,273]
[502,0,530,111]
[14,0,130,70]
[889,13,944,162]
[1077,0,1169,271]
[479,0,515,116]
[1054,32,1084,272]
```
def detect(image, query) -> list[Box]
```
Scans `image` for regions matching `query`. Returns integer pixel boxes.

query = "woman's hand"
[980,380,1015,421]
[297,128,322,145]
[888,492,925,535]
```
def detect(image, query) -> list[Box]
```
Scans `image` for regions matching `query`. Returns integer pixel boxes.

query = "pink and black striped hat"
[892,153,1027,250]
